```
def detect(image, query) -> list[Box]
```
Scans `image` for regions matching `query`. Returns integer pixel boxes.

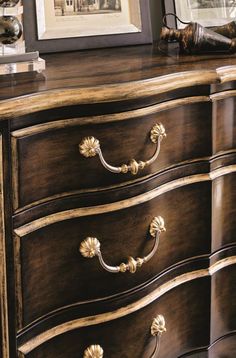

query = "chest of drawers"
[0,46,236,358]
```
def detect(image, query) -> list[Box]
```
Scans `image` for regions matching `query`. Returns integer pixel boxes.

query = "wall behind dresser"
[150,0,163,41]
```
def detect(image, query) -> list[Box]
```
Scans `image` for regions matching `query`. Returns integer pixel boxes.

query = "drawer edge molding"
[17,256,236,355]
[14,164,236,237]
[12,151,236,215]
[0,70,218,120]
[11,96,210,137]
[0,135,10,358]
[210,89,236,101]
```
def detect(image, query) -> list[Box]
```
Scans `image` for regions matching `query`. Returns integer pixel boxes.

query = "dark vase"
[0,0,20,7]
[0,16,22,44]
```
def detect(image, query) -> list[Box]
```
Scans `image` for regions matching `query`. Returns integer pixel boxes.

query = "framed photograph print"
[23,0,152,53]
[163,0,236,29]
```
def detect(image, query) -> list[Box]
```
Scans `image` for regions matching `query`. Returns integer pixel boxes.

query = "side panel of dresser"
[0,122,17,358]
[0,133,8,358]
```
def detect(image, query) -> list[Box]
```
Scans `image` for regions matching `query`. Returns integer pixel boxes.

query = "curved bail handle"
[162,13,190,29]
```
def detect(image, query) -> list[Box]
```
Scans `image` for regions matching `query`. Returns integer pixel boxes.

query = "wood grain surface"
[11,98,212,210]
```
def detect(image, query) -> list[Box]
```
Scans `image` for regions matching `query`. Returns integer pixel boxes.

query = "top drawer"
[11,98,212,210]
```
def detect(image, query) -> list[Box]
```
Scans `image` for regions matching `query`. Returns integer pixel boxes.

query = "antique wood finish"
[15,181,211,328]
[211,264,236,343]
[18,277,210,358]
[212,173,236,251]
[11,154,236,228]
[0,134,9,358]
[0,122,17,358]
[0,46,235,103]
[11,99,212,210]
[209,333,236,358]
[212,91,236,155]
[0,47,236,357]
[17,254,236,354]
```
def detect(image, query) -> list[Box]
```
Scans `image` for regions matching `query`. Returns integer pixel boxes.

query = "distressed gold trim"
[11,96,210,138]
[216,66,236,84]
[14,173,209,237]
[14,165,236,237]
[14,233,23,330]
[12,151,236,214]
[0,135,10,358]
[13,155,212,214]
[18,256,236,355]
[0,71,217,119]
[211,89,236,101]
[11,136,19,211]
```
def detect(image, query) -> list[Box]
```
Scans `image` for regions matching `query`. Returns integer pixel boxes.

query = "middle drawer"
[14,181,211,329]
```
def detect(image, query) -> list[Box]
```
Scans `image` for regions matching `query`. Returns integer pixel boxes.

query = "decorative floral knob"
[83,345,104,358]
[151,315,167,336]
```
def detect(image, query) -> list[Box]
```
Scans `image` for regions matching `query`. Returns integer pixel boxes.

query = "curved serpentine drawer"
[17,277,210,358]
[14,181,211,328]
[11,97,212,210]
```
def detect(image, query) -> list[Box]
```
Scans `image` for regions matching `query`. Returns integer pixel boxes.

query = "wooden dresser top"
[1,44,236,97]
[1,44,236,119]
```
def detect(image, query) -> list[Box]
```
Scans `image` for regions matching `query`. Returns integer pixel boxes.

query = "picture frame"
[23,0,152,53]
[163,0,236,29]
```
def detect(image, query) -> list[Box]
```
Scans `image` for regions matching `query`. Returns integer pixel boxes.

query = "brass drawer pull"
[79,216,166,274]
[151,315,166,357]
[82,315,166,358]
[83,345,103,358]
[79,123,166,175]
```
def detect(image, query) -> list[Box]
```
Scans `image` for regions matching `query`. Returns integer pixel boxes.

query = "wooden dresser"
[0,46,236,358]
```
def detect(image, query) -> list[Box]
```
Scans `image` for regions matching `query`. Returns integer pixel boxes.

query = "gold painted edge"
[14,155,211,215]
[18,256,236,355]
[210,89,236,101]
[216,66,236,84]
[14,233,23,331]
[11,96,210,138]
[0,71,218,119]
[0,135,10,358]
[11,136,19,211]
[14,173,209,237]
[14,165,236,237]
[13,151,236,215]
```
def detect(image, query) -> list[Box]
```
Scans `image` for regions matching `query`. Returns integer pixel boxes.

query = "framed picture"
[163,0,236,29]
[23,0,152,53]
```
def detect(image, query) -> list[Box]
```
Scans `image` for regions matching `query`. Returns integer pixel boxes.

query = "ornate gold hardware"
[150,315,166,358]
[79,137,100,158]
[151,315,167,336]
[149,216,166,238]
[80,237,101,258]
[79,123,166,175]
[79,216,166,274]
[83,345,104,358]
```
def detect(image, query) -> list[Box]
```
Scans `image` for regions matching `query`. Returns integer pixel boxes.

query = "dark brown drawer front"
[15,182,211,327]
[20,277,210,358]
[12,101,212,209]
[209,334,236,358]
[212,173,236,252]
[211,264,236,343]
[213,96,236,154]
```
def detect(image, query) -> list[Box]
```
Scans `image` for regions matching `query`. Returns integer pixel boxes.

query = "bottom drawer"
[18,277,210,358]
[209,334,236,358]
